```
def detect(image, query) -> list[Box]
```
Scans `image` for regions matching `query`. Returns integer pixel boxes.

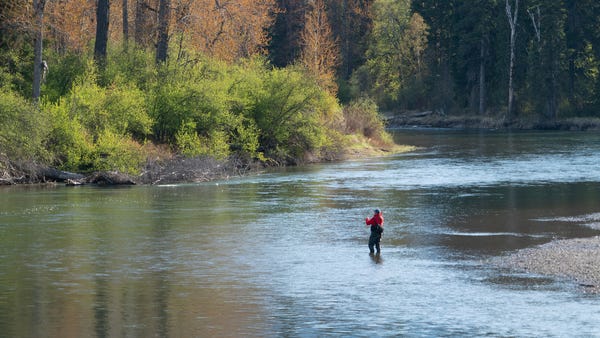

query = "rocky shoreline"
[491,236,600,293]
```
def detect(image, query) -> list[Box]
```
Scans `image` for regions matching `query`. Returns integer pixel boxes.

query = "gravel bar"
[493,236,600,293]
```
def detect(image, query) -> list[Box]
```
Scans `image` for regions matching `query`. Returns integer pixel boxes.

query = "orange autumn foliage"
[299,0,339,95]
[35,0,276,62]
[45,0,95,53]
[172,0,277,62]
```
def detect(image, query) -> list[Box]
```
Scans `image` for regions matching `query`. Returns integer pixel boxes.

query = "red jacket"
[366,214,384,226]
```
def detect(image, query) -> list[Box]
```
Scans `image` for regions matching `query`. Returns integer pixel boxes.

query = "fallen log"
[40,167,85,182]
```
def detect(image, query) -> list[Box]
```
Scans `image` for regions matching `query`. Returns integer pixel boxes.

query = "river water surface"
[2,129,600,337]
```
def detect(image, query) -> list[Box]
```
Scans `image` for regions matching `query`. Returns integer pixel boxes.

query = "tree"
[505,0,519,119]
[412,0,457,114]
[134,0,157,48]
[94,0,110,70]
[449,0,498,114]
[328,0,374,79]
[172,0,277,62]
[299,0,339,94]
[0,1,34,94]
[32,0,46,102]
[269,0,306,67]
[564,0,600,114]
[45,0,96,54]
[355,0,428,109]
[525,1,566,120]
[122,0,129,45]
[156,0,170,63]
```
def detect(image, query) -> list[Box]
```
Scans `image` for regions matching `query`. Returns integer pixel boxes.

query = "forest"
[1,0,600,180]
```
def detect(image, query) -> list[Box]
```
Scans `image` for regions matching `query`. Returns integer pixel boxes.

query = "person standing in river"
[366,209,384,254]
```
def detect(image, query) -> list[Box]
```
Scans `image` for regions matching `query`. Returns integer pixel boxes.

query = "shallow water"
[2,129,600,337]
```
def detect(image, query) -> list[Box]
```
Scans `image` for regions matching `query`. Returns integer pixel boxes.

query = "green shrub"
[103,46,155,90]
[248,65,338,163]
[175,121,230,160]
[92,130,145,174]
[149,60,231,142]
[175,121,204,157]
[44,100,95,171]
[149,58,268,160]
[0,90,49,161]
[62,65,152,140]
[43,51,87,103]
[229,119,263,161]
[103,84,153,139]
[343,97,387,141]
[43,62,152,172]
[67,69,108,137]
[0,46,33,98]
[206,130,231,160]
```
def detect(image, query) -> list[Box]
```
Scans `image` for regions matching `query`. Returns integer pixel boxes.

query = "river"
[1,129,600,337]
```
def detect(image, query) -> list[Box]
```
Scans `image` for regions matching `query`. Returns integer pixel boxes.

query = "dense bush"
[92,130,145,174]
[43,61,152,173]
[247,65,339,164]
[149,57,343,164]
[175,121,230,160]
[43,52,87,102]
[149,60,232,142]
[0,45,389,175]
[343,97,391,145]
[44,99,95,171]
[103,47,156,89]
[0,46,34,98]
[0,90,49,161]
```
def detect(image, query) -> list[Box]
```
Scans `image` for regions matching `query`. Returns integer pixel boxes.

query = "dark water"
[2,129,600,337]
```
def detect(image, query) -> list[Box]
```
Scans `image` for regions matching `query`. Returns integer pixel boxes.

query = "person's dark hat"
[374,209,380,214]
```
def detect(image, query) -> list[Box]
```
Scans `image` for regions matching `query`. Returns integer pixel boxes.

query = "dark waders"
[369,225,383,253]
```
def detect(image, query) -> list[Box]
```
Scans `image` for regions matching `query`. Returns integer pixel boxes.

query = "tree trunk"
[505,0,519,120]
[32,0,45,102]
[123,0,129,45]
[94,0,110,70]
[548,51,559,120]
[156,0,170,63]
[479,37,486,115]
[134,0,146,46]
[341,0,350,79]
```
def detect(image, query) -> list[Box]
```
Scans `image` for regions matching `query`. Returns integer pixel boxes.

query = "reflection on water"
[369,252,383,264]
[2,130,600,336]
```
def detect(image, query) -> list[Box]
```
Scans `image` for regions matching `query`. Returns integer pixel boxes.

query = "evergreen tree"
[412,0,457,113]
[452,0,500,114]
[525,1,566,120]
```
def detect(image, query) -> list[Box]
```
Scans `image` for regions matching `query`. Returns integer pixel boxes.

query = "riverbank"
[0,154,261,186]
[0,136,412,186]
[387,111,600,131]
[492,236,600,293]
